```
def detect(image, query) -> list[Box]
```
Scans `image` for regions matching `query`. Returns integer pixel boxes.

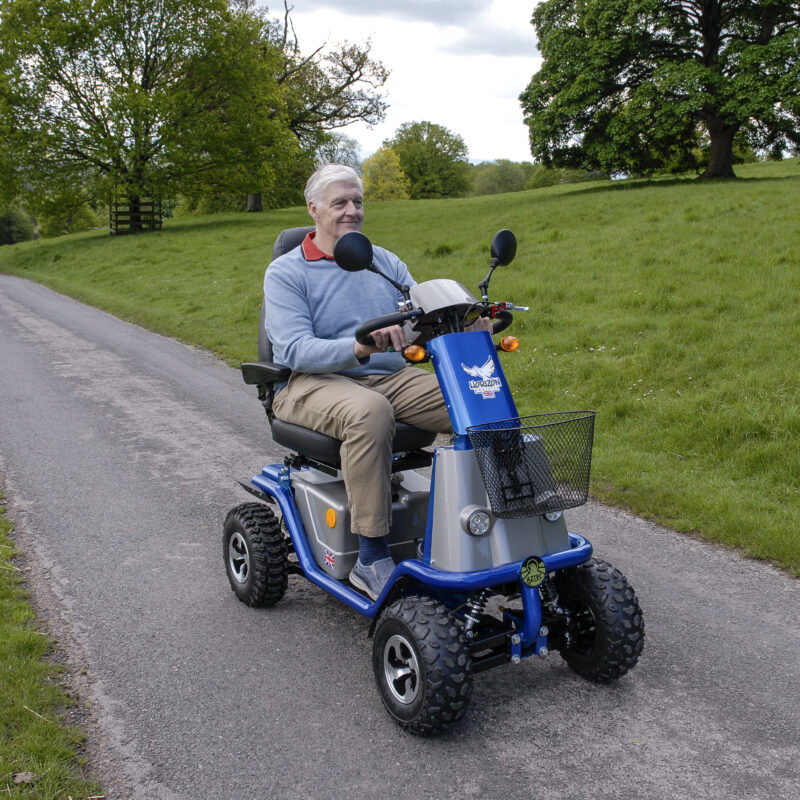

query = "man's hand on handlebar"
[354,324,406,358]
[354,314,495,359]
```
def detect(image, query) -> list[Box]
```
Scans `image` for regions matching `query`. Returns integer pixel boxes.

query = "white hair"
[304,164,363,205]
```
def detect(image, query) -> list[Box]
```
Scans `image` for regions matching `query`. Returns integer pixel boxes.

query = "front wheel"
[372,596,472,736]
[223,502,288,607]
[553,558,644,682]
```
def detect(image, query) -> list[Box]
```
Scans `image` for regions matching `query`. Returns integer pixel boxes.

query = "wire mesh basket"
[467,411,596,519]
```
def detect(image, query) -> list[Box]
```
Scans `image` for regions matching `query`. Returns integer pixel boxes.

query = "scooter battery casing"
[290,468,430,579]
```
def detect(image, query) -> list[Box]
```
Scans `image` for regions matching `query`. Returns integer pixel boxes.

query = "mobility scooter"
[224,226,644,735]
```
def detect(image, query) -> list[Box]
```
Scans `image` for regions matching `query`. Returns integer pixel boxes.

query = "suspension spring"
[540,577,571,647]
[463,589,490,640]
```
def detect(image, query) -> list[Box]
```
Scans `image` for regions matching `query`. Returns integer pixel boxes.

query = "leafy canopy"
[471,159,536,195]
[0,0,388,212]
[362,146,410,201]
[384,121,471,199]
[520,0,800,178]
[0,0,296,206]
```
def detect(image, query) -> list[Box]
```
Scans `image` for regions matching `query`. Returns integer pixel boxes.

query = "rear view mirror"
[334,231,373,272]
[490,229,517,267]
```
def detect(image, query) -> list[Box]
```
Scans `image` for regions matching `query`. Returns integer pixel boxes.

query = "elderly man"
[264,164,486,599]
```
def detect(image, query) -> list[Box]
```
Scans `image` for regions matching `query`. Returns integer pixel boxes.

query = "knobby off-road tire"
[372,596,473,736]
[223,502,288,607]
[554,558,644,682]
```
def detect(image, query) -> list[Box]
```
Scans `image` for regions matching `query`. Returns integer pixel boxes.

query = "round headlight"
[460,506,492,536]
[468,511,491,536]
[545,511,562,522]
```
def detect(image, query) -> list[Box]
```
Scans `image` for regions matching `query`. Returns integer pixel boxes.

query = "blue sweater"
[264,241,415,378]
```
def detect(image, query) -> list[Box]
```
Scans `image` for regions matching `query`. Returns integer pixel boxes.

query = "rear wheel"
[223,503,288,607]
[553,558,644,682]
[372,596,472,736]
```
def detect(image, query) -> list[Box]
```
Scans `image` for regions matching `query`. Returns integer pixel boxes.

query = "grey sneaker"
[349,556,395,600]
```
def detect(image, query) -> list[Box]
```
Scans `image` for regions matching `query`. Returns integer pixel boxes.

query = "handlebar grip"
[492,309,513,335]
[354,311,411,345]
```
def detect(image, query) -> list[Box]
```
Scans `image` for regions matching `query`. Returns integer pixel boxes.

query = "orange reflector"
[403,344,427,362]
[325,508,337,527]
[499,336,520,352]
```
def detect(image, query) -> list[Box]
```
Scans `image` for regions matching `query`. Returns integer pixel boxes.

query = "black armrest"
[241,361,291,386]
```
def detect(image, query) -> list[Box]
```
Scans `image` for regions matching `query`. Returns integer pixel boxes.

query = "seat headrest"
[272,226,315,260]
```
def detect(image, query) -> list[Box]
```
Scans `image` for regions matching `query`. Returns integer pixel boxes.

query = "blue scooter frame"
[246,329,594,658]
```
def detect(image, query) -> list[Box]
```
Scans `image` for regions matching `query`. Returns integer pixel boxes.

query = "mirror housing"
[490,229,517,267]
[334,231,373,272]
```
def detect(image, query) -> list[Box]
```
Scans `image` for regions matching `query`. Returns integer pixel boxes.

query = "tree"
[0,207,35,244]
[471,160,534,195]
[520,1,800,178]
[275,29,388,148]
[169,2,305,213]
[384,121,471,198]
[237,1,388,210]
[316,133,362,171]
[362,147,409,200]
[0,0,299,224]
[0,67,22,206]
[0,0,389,220]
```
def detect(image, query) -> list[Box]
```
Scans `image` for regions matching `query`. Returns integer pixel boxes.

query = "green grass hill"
[2,159,799,574]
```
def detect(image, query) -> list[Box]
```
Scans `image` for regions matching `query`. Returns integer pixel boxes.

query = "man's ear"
[307,200,318,222]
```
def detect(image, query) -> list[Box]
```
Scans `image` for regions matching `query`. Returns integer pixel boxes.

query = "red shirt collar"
[301,231,333,261]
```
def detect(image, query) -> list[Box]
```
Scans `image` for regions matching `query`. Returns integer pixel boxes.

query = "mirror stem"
[479,261,499,303]
[368,264,412,302]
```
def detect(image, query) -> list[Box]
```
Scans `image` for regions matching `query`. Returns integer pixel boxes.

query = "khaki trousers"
[272,367,451,537]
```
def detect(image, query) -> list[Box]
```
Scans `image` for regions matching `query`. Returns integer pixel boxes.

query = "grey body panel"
[429,447,570,572]
[291,468,430,579]
[292,447,569,577]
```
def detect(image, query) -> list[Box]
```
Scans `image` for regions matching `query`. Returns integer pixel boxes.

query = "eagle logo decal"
[461,357,502,398]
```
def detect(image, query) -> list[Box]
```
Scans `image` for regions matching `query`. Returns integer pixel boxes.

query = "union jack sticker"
[323,549,335,568]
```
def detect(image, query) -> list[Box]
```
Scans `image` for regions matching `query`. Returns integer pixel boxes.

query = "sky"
[286,0,543,164]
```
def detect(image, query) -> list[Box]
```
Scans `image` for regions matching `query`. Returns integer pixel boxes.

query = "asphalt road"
[1,274,798,800]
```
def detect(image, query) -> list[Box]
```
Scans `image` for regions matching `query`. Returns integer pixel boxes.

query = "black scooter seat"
[242,361,437,466]
[271,418,436,467]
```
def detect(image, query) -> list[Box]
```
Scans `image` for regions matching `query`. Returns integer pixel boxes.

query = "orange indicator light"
[499,336,520,352]
[403,345,427,362]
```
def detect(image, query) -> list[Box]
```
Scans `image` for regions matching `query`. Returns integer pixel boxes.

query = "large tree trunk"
[700,119,739,179]
[129,195,143,232]
[247,192,263,212]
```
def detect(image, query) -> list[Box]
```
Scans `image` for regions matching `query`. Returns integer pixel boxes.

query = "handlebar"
[355,306,527,346]
[355,310,420,346]
[356,307,514,348]
[491,309,513,335]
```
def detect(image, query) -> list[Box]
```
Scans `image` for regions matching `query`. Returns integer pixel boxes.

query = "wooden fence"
[109,199,162,235]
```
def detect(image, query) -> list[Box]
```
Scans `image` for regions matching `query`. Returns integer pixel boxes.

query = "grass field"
[0,495,100,798]
[1,159,799,578]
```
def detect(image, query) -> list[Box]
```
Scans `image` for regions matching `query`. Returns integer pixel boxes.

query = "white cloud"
[284,0,487,25]
[287,0,543,163]
[444,25,538,58]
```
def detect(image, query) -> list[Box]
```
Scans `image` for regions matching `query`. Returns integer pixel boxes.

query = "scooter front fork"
[503,582,548,660]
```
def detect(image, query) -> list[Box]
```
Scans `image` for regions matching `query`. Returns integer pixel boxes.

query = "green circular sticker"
[520,556,546,587]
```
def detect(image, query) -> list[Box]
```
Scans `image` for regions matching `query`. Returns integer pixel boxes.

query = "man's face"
[308,180,364,248]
